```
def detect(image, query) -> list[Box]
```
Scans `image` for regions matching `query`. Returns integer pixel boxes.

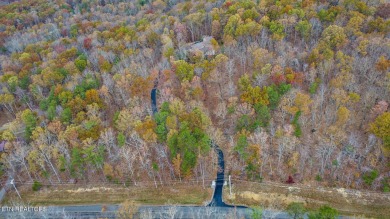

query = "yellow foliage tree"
[103,163,115,179]
[336,106,350,126]
[172,153,182,180]
[287,92,312,115]
[169,98,185,116]
[116,109,134,134]
[370,112,390,149]
[135,116,157,143]
[240,86,269,106]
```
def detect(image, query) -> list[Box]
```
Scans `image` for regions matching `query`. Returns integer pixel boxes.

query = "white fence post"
[229,175,232,196]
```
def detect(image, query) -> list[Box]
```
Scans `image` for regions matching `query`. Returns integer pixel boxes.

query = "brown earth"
[223,179,390,218]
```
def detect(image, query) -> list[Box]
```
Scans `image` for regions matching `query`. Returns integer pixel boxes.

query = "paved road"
[0,204,295,218]
[2,204,356,218]
[207,144,228,207]
[207,143,247,208]
[151,72,159,115]
[151,88,157,114]
[0,205,117,218]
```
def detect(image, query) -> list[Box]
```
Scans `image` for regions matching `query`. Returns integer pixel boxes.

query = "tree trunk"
[43,153,61,183]
[23,161,33,181]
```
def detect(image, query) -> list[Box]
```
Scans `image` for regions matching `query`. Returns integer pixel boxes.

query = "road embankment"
[223,179,390,218]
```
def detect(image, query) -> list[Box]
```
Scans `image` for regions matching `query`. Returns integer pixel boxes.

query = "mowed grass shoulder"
[3,184,213,206]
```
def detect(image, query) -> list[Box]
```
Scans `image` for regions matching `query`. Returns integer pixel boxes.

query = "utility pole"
[229,175,232,196]
[10,179,21,199]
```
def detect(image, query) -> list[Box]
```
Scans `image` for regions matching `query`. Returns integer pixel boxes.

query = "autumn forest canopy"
[0,0,389,193]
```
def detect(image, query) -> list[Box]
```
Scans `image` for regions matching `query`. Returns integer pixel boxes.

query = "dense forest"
[0,0,389,192]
